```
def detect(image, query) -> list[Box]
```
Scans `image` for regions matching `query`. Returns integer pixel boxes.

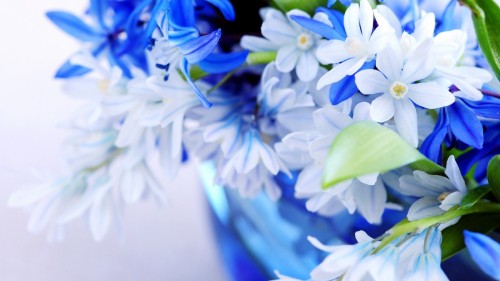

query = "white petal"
[408,197,443,221]
[402,38,435,82]
[121,167,146,203]
[355,69,389,95]
[344,3,361,38]
[370,94,395,122]
[275,45,301,72]
[313,107,353,133]
[414,171,456,193]
[241,35,279,52]
[440,191,464,211]
[444,155,467,193]
[89,187,113,241]
[317,58,360,89]
[369,25,395,54]
[352,179,387,224]
[407,83,455,109]
[295,165,322,197]
[306,192,337,213]
[394,98,418,147]
[261,13,297,45]
[296,51,319,82]
[357,173,379,185]
[359,0,374,40]
[413,13,436,42]
[316,40,353,64]
[374,5,402,38]
[375,46,403,81]
[257,141,281,175]
[353,102,372,121]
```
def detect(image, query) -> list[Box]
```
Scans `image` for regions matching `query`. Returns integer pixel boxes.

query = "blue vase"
[199,162,494,281]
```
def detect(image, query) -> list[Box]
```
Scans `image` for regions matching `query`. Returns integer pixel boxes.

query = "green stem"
[374,202,500,253]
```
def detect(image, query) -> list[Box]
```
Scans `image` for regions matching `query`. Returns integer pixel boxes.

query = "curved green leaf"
[461,185,492,209]
[322,122,444,189]
[461,0,500,79]
[487,155,500,202]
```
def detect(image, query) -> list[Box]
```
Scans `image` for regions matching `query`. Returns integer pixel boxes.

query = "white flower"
[276,103,388,223]
[258,63,316,137]
[8,116,167,241]
[241,8,323,82]
[402,228,449,281]
[308,231,375,281]
[355,40,455,147]
[398,156,467,222]
[315,0,394,89]
[432,29,492,101]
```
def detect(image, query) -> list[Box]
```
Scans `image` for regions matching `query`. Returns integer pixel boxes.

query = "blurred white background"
[0,1,228,280]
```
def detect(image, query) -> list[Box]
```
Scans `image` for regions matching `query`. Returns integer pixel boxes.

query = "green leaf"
[322,122,444,189]
[487,155,500,202]
[441,213,500,260]
[461,0,500,79]
[245,51,277,65]
[461,186,492,209]
[271,0,328,15]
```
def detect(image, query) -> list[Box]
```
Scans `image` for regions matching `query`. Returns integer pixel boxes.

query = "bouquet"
[9,0,500,280]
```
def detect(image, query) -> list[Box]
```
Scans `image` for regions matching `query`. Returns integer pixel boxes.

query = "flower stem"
[373,202,500,253]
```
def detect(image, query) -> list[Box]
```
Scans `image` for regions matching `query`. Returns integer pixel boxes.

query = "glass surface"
[199,162,493,281]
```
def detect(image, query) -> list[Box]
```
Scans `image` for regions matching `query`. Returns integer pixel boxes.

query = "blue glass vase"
[199,162,493,281]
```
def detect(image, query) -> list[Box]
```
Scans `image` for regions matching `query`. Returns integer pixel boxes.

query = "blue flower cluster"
[8,0,500,280]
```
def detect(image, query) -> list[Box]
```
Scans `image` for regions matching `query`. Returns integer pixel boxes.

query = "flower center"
[98,79,110,92]
[297,33,314,50]
[344,37,369,58]
[389,81,409,99]
[438,192,451,202]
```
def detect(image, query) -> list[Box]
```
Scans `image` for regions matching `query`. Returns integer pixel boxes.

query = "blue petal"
[327,0,336,7]
[315,7,347,38]
[169,27,199,46]
[462,95,500,120]
[170,0,195,27]
[329,75,358,105]
[108,43,133,79]
[178,29,222,64]
[46,11,104,41]
[205,0,235,21]
[421,109,449,164]
[327,0,351,7]
[464,231,500,280]
[448,99,484,149]
[329,60,374,105]
[55,59,92,78]
[436,0,457,33]
[290,15,344,40]
[55,43,106,78]
[111,2,135,31]
[198,50,249,74]
[180,58,212,108]
[89,0,109,31]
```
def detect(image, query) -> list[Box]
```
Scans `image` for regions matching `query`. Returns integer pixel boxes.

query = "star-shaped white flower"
[315,0,394,89]
[399,156,467,222]
[355,40,455,147]
[242,8,323,82]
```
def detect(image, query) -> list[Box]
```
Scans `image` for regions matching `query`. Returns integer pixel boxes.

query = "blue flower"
[464,231,500,280]
[47,0,151,78]
[421,94,500,164]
